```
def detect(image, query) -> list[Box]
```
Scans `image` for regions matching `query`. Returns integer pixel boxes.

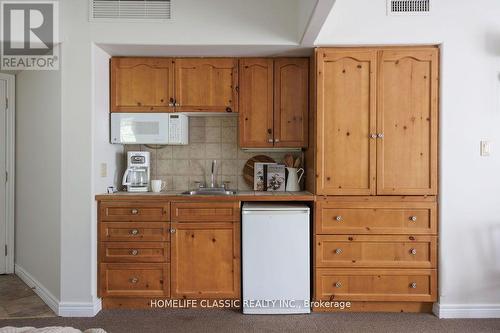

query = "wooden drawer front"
[100,242,170,263]
[316,235,436,268]
[100,202,169,222]
[100,222,170,242]
[171,202,240,222]
[100,263,169,297]
[316,201,436,234]
[315,269,436,302]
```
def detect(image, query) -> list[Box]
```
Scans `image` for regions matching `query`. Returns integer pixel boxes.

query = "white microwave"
[111,113,189,145]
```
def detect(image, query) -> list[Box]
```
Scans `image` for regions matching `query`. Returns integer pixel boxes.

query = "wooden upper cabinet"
[377,48,438,195]
[316,49,377,195]
[111,57,174,112]
[239,58,274,148]
[174,58,238,113]
[274,58,309,148]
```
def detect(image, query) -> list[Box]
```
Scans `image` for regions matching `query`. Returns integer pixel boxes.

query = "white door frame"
[0,73,15,274]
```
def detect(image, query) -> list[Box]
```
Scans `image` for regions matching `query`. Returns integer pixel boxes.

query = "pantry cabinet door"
[239,58,274,148]
[274,58,309,148]
[170,222,240,299]
[377,48,439,195]
[174,58,238,113]
[111,57,174,112]
[316,49,377,195]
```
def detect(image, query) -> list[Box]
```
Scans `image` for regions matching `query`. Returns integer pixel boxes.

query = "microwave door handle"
[122,169,131,186]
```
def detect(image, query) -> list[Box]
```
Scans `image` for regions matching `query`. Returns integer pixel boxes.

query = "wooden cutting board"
[242,155,276,188]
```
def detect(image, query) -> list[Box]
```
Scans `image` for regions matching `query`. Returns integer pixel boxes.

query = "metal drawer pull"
[335,248,343,254]
[409,216,417,222]
[370,133,377,139]
[131,209,139,215]
[335,282,342,288]
[130,229,139,235]
[335,216,343,222]
[377,133,384,138]
[130,249,139,256]
[409,248,417,255]
[170,228,176,234]
[410,282,417,289]
[130,277,139,284]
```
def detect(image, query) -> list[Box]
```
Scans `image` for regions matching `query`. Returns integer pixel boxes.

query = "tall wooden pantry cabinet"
[307,46,439,313]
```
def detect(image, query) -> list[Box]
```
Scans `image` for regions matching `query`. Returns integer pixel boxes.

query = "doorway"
[0,73,14,274]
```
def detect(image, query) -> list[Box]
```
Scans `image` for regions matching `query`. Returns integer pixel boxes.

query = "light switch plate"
[100,163,107,177]
[480,140,491,156]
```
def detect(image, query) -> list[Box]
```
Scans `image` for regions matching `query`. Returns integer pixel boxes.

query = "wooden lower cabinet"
[313,197,438,312]
[170,222,240,299]
[100,263,170,298]
[98,200,241,309]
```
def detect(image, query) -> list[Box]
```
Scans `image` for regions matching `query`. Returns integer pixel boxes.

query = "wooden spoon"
[284,154,294,168]
[294,157,301,168]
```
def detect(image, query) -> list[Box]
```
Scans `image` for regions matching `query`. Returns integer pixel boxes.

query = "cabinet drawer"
[316,201,436,235]
[316,235,436,268]
[100,222,170,242]
[171,202,240,222]
[100,242,170,263]
[100,202,170,222]
[100,263,169,297]
[315,268,436,302]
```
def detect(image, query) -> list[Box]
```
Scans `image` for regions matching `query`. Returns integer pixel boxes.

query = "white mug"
[151,180,166,193]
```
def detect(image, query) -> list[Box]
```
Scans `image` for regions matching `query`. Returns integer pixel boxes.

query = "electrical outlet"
[100,163,107,177]
[480,140,491,156]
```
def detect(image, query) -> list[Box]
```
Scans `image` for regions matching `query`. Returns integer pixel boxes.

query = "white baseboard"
[15,264,60,315]
[433,303,500,318]
[58,298,102,317]
[15,264,102,317]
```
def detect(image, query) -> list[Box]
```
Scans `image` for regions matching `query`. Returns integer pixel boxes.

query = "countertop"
[95,190,315,202]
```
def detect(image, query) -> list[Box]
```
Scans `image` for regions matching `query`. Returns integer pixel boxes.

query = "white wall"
[57,0,310,312]
[316,0,500,316]
[15,69,62,300]
[90,45,124,305]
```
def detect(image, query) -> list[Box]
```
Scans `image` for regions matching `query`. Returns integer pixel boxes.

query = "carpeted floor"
[0,309,499,333]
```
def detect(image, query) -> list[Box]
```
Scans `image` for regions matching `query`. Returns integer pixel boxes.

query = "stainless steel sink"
[181,188,237,196]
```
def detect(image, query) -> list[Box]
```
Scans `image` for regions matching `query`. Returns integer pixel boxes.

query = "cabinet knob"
[130,249,139,256]
[409,216,417,222]
[268,139,274,143]
[409,248,417,255]
[175,103,180,107]
[130,229,139,235]
[225,107,232,113]
[335,248,343,255]
[410,282,417,289]
[335,281,342,288]
[275,138,280,143]
[335,216,343,222]
[370,133,377,139]
[131,209,139,215]
[377,133,384,138]
[130,277,139,284]
[170,228,176,234]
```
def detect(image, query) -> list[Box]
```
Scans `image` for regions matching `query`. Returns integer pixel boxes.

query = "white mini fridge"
[242,203,310,314]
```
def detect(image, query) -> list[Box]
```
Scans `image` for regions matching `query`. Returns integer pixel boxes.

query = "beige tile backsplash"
[124,115,303,191]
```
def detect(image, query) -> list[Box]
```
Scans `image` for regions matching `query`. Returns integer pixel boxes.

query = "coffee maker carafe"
[122,151,150,192]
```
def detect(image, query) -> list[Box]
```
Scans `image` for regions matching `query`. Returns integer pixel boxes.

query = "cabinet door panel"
[274,58,309,148]
[174,58,238,112]
[239,58,274,148]
[111,57,174,112]
[377,48,439,195]
[316,50,377,195]
[170,222,240,299]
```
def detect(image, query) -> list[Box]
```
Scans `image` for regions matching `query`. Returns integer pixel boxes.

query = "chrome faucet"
[209,160,218,188]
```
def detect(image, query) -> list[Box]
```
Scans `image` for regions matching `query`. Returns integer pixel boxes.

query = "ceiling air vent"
[90,0,171,21]
[387,0,430,16]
